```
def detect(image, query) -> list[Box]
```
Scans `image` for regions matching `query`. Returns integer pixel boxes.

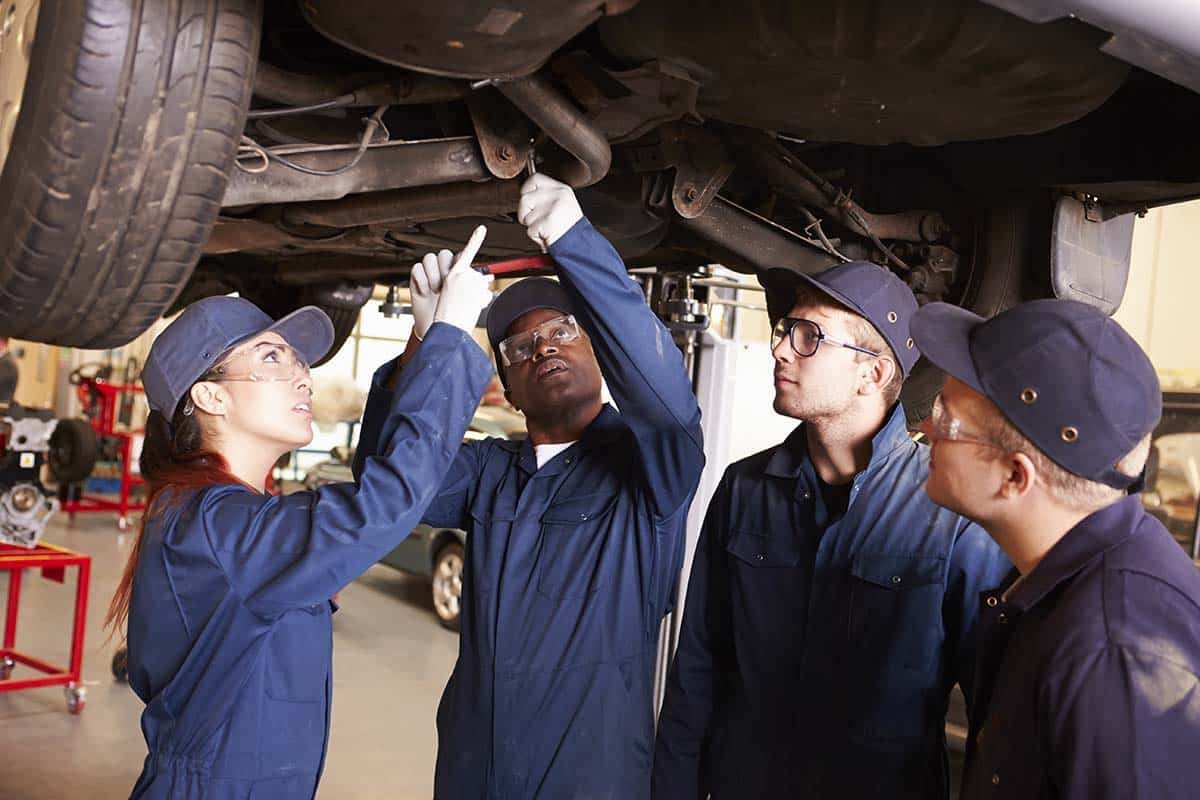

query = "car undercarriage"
[2,0,1199,385]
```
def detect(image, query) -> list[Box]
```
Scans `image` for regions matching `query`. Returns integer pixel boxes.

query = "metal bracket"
[466,88,535,181]
[626,123,733,219]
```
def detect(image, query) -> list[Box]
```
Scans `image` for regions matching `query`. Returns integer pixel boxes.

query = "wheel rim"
[432,550,463,622]
[0,0,38,176]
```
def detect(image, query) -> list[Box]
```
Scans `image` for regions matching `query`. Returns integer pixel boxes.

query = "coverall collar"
[763,402,912,479]
[501,403,624,475]
[1000,494,1142,612]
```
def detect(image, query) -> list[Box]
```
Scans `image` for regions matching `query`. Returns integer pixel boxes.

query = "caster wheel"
[111,647,129,682]
[65,684,87,715]
[0,655,14,680]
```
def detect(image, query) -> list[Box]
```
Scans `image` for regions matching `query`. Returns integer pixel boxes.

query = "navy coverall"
[962,495,1200,799]
[355,218,706,799]
[653,410,1011,799]
[125,323,492,799]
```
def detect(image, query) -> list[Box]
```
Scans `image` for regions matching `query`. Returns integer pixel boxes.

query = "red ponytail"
[103,402,251,639]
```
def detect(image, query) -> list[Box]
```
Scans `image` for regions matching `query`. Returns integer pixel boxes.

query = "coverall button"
[756,553,764,561]
[891,575,902,584]
[579,514,588,520]
[992,773,1001,786]
[986,596,999,607]
[997,612,1008,624]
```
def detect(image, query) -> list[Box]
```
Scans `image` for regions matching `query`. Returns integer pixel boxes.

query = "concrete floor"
[0,511,970,800]
[0,512,458,800]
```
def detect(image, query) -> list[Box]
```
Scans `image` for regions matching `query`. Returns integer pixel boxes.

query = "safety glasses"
[772,317,880,359]
[498,314,581,367]
[205,341,311,384]
[920,394,1007,452]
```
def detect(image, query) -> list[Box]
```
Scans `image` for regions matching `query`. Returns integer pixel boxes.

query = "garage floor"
[0,512,969,799]
[0,513,458,800]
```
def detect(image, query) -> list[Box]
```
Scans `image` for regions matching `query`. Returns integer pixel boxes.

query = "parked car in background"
[1142,392,1200,565]
[305,404,526,630]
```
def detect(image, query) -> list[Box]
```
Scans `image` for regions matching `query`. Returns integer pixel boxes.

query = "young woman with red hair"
[107,229,492,800]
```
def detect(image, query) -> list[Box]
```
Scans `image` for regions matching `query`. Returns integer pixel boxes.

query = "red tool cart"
[0,542,91,713]
[60,364,146,530]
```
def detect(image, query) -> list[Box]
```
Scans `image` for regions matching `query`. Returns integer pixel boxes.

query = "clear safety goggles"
[206,341,311,384]
[919,394,1006,452]
[498,314,581,367]
[772,317,879,359]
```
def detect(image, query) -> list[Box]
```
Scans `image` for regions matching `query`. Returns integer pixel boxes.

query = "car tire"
[0,0,262,348]
[901,198,1047,424]
[431,541,464,632]
[47,418,99,484]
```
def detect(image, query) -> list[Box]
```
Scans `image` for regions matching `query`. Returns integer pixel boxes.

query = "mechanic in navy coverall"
[653,263,1011,799]
[353,174,706,799]
[911,298,1200,799]
[106,230,495,800]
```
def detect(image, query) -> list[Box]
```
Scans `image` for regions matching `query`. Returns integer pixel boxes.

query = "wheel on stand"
[1,655,14,679]
[111,647,129,682]
[65,683,86,714]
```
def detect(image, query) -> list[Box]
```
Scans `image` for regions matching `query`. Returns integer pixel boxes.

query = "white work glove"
[409,248,454,340]
[433,225,494,334]
[517,174,584,250]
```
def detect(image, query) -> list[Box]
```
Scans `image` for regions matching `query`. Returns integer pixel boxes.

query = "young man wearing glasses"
[910,299,1200,800]
[653,262,1009,799]
[353,174,705,799]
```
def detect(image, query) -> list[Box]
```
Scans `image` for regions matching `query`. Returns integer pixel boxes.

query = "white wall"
[1115,200,1200,390]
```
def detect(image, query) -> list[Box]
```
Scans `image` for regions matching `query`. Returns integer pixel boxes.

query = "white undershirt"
[534,441,577,470]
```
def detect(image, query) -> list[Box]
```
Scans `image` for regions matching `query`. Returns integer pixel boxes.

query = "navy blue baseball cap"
[761,261,921,376]
[143,296,334,418]
[911,298,1160,490]
[485,277,576,383]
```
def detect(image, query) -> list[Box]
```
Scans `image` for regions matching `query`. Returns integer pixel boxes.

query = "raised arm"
[518,175,705,519]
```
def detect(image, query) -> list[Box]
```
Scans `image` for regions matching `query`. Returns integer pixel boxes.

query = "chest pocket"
[265,604,331,702]
[847,553,947,681]
[537,492,618,599]
[726,529,802,568]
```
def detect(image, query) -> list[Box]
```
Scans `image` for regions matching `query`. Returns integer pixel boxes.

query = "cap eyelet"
[1021,388,1038,404]
[887,311,898,323]
[906,337,914,349]
[201,351,211,359]
[1061,426,1079,443]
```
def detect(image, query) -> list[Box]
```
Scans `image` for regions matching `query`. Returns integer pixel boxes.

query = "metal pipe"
[253,61,465,108]
[674,195,840,276]
[222,138,490,207]
[734,129,948,244]
[496,74,612,187]
[282,179,521,228]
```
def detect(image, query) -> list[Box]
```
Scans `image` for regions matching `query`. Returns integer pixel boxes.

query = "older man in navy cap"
[652,264,1009,799]
[353,174,704,799]
[911,298,1200,800]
